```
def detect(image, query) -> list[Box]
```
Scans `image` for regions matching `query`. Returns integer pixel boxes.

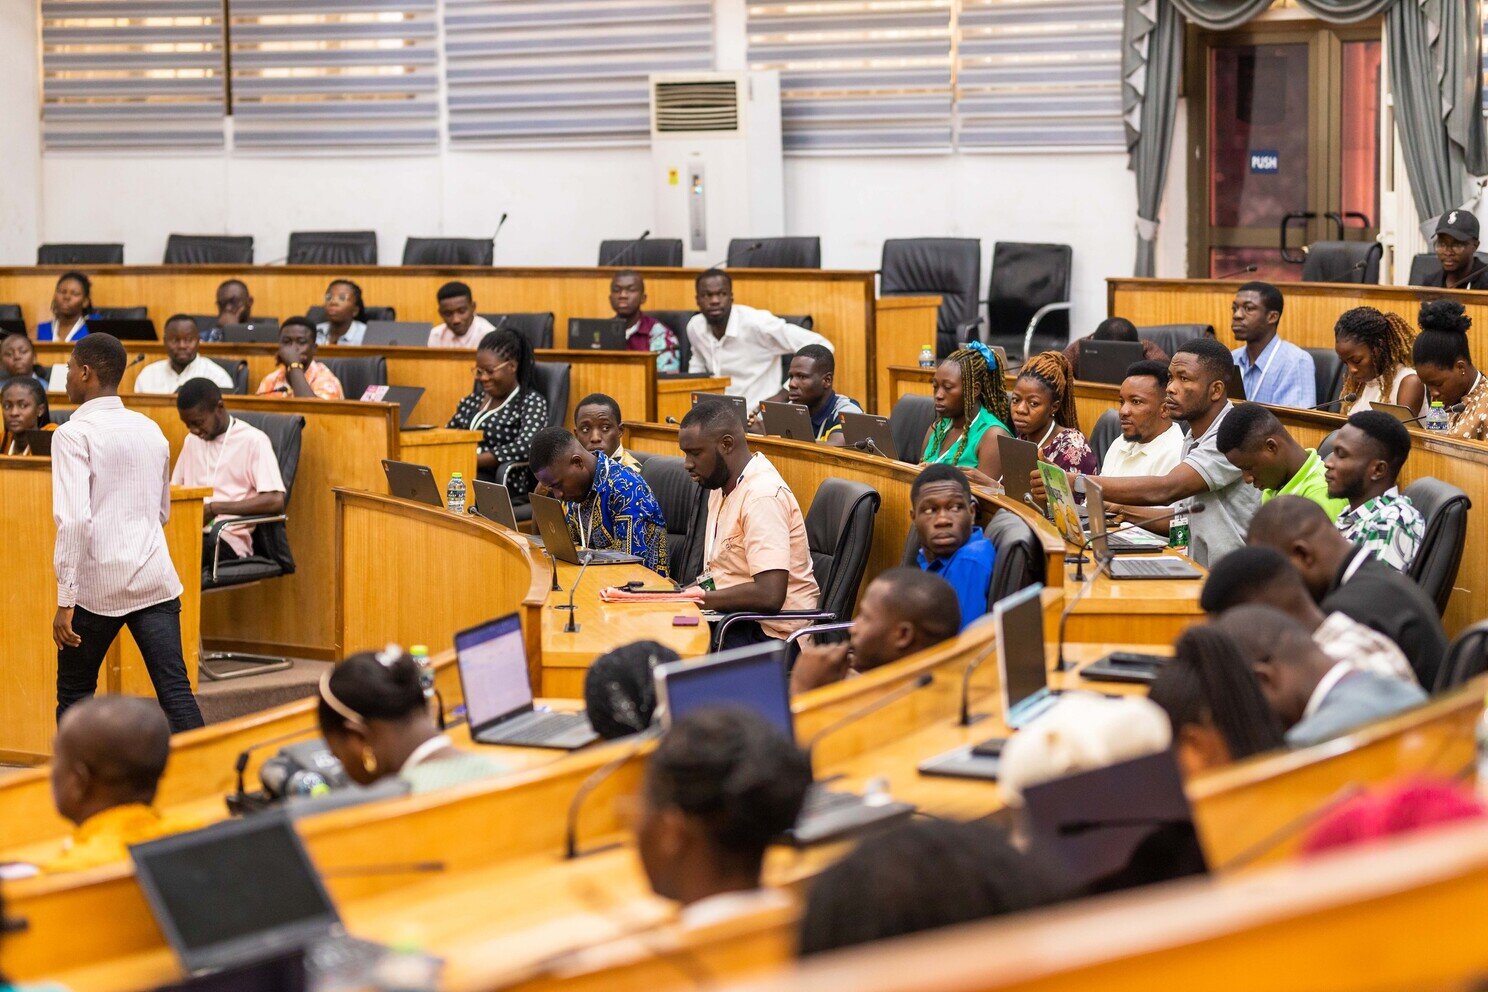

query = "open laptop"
[1080,477,1200,580]
[992,583,1059,730]
[359,385,432,430]
[380,459,443,508]
[455,613,598,749]
[1371,402,1417,424]
[761,401,815,442]
[471,479,543,546]
[996,434,1041,510]
[529,492,641,565]
[691,392,749,423]
[567,317,628,351]
[221,321,281,344]
[361,321,431,347]
[841,412,897,459]
[1223,365,1246,401]
[1077,340,1145,385]
[154,949,307,992]
[16,430,52,457]
[654,642,916,846]
[1082,477,1169,554]
[87,318,157,341]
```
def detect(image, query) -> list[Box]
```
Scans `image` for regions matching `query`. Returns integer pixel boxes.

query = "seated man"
[42,696,194,873]
[912,464,995,630]
[1412,210,1488,291]
[678,399,820,649]
[529,426,670,575]
[782,344,862,445]
[1248,495,1448,690]
[637,707,811,929]
[1231,281,1316,408]
[611,270,679,372]
[1325,410,1426,572]
[1200,546,1414,684]
[791,568,961,693]
[1100,359,1184,479]
[687,269,833,410]
[573,392,641,470]
[255,317,344,400]
[135,314,235,395]
[172,379,286,569]
[1061,317,1169,370]
[1214,606,1427,748]
[1,331,49,388]
[202,278,254,342]
[427,280,495,349]
[1216,403,1347,519]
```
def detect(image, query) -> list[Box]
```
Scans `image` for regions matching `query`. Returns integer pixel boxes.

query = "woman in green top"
[920,341,1013,483]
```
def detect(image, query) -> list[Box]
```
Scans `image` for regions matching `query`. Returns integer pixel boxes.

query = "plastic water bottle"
[372,940,439,992]
[1168,501,1191,554]
[1476,693,1488,800]
[446,471,467,514]
[1425,401,1450,433]
[410,643,435,699]
[918,344,937,370]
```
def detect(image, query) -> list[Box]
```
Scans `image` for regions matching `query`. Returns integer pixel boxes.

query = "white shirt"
[686,304,832,409]
[1100,423,1185,479]
[428,314,495,349]
[678,888,791,930]
[133,355,236,395]
[53,396,182,616]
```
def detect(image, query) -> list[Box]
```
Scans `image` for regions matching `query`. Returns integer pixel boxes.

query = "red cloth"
[1300,777,1486,855]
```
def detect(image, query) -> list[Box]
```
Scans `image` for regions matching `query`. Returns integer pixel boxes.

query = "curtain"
[1169,0,1394,28]
[1124,0,1184,276]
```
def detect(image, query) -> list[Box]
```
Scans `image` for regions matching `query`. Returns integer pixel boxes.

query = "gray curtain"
[1170,0,1393,28]
[1124,0,1183,277]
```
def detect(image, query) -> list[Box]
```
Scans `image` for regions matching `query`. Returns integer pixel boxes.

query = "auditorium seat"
[984,241,1073,362]
[1305,347,1344,405]
[1301,241,1382,284]
[0,304,20,321]
[890,394,937,464]
[0,303,23,335]
[880,238,980,359]
[287,231,377,266]
[163,234,254,265]
[1403,478,1471,618]
[727,237,821,269]
[598,238,684,267]
[480,312,554,351]
[209,358,250,395]
[901,507,1044,609]
[1091,409,1121,466]
[1137,323,1214,356]
[639,454,707,582]
[402,237,494,267]
[92,306,147,320]
[38,243,123,265]
[320,356,386,401]
[1318,429,1339,460]
[532,361,570,430]
[1433,620,1488,691]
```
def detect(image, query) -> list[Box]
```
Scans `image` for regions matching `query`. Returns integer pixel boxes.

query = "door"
[1188,20,1382,280]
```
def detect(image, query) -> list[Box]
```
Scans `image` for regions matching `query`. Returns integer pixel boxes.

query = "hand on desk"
[53,607,81,650]
[791,636,853,694]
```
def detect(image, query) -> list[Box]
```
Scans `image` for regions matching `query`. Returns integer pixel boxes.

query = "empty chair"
[983,508,1046,604]
[92,306,148,320]
[0,304,24,334]
[319,356,386,401]
[1403,478,1471,618]
[880,238,981,359]
[890,394,938,465]
[1090,409,1122,466]
[531,361,570,430]
[1306,347,1344,405]
[286,231,378,266]
[0,304,21,321]
[598,239,684,267]
[208,358,250,395]
[402,237,494,267]
[640,454,708,582]
[1434,621,1488,692]
[1301,241,1381,284]
[727,237,821,269]
[985,241,1073,361]
[163,235,254,265]
[1137,323,1215,357]
[38,243,123,265]
[480,312,554,351]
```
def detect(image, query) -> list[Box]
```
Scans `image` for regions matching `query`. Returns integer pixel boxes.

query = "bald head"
[1245,495,1353,600]
[52,696,171,826]
[1211,605,1335,730]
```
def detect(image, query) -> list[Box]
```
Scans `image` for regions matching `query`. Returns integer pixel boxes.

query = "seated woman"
[318,648,505,794]
[1411,299,1488,440]
[316,278,368,346]
[1334,307,1425,416]
[1012,351,1097,477]
[920,341,1012,482]
[35,271,92,343]
[1,377,54,455]
[1,332,49,388]
[582,640,680,740]
[448,327,549,500]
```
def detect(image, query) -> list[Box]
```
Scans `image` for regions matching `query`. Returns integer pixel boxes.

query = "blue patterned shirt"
[1233,335,1316,408]
[562,452,670,575]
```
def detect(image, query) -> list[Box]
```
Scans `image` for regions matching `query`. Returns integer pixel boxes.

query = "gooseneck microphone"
[601,231,650,267]
[1213,263,1258,280]
[559,554,592,633]
[707,241,762,271]
[1400,402,1466,426]
[492,212,509,253]
[957,637,1000,727]
[565,726,663,859]
[804,673,935,750]
[1309,393,1357,411]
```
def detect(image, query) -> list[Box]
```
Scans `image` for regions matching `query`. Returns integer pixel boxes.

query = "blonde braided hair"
[1017,350,1080,432]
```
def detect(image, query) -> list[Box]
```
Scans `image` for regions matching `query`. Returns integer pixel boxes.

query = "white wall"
[0,0,40,263]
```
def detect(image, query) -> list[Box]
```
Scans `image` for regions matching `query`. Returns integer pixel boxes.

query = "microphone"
[559,554,592,633]
[565,726,663,859]
[601,231,650,267]
[492,211,509,252]
[708,241,762,270]
[803,673,935,752]
[665,416,679,425]
[545,548,562,592]
[230,725,321,807]
[851,438,886,457]
[958,637,999,727]
[1309,393,1357,411]
[1321,257,1369,283]
[128,353,145,368]
[1400,402,1466,426]
[319,861,446,878]
[1213,263,1258,280]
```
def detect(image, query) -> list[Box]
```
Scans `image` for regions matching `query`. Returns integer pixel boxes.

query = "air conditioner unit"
[650,72,783,267]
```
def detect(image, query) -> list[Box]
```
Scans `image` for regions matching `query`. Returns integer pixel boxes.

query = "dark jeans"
[57,598,205,733]
[202,536,243,571]
[717,618,774,653]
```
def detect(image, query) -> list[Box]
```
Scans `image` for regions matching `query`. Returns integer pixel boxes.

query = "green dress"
[922,407,1010,468]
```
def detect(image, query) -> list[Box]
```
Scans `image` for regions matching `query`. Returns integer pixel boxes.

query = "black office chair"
[1137,324,1215,357]
[1433,620,1488,692]
[199,411,304,680]
[640,454,708,583]
[1317,429,1340,461]
[402,237,494,267]
[727,237,821,269]
[983,508,1046,604]
[1403,478,1471,617]
[480,313,554,351]
[38,243,123,265]
[1301,241,1381,284]
[598,239,684,267]
[0,303,23,321]
[287,231,377,266]
[880,238,981,359]
[306,305,396,327]
[711,479,881,651]
[91,306,148,321]
[1408,252,1488,287]
[1091,409,1122,467]
[984,242,1073,362]
[320,356,386,401]
[890,394,938,465]
[1306,347,1344,405]
[650,310,696,371]
[163,235,254,265]
[209,358,250,395]
[490,361,570,518]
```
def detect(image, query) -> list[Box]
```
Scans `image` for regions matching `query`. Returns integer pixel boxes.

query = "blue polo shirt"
[917,527,997,630]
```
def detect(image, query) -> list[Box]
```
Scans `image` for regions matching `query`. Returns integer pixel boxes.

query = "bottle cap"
[410,644,428,657]
[1432,401,1444,407]
[451,471,462,478]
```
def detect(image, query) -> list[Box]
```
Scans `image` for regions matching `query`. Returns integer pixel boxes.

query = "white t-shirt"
[1100,423,1185,480]
[134,355,237,395]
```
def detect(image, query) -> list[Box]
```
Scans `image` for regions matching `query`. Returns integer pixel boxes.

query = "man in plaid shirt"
[1324,411,1425,573]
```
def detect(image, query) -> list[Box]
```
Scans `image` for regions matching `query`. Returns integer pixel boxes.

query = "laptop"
[1082,477,1168,554]
[221,321,281,344]
[841,412,897,459]
[380,459,443,508]
[654,642,916,846]
[996,434,1041,510]
[359,385,432,430]
[16,430,52,457]
[361,321,432,347]
[992,583,1059,730]
[87,318,157,341]
[1077,340,1145,385]
[153,949,307,992]
[529,492,641,565]
[1372,402,1416,424]
[1078,476,1198,579]
[1223,365,1246,401]
[1038,462,1086,548]
[691,392,749,423]
[1079,649,1170,685]
[455,613,598,749]
[470,479,543,546]
[761,401,815,442]
[129,813,409,986]
[567,317,628,351]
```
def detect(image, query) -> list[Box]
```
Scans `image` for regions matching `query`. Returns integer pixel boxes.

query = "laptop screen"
[996,584,1048,712]
[658,643,793,742]
[455,613,533,728]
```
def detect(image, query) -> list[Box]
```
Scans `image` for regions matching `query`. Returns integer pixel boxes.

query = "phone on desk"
[971,737,1007,759]
[673,616,700,627]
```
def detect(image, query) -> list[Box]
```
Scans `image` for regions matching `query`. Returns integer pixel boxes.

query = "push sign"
[1249,150,1280,174]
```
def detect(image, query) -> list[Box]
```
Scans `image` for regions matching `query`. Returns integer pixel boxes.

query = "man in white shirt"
[686,269,833,410]
[1100,359,1184,478]
[53,333,204,733]
[133,315,236,395]
[427,281,496,349]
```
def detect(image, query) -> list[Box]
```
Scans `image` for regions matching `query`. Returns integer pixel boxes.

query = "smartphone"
[673,615,700,627]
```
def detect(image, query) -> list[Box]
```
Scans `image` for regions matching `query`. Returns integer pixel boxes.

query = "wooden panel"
[656,375,730,424]
[888,364,934,407]
[873,296,941,414]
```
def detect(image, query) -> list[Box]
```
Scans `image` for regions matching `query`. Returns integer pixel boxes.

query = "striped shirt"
[53,396,182,615]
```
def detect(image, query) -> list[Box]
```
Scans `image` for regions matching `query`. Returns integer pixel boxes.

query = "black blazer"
[1409,253,1488,291]
[1321,548,1448,690]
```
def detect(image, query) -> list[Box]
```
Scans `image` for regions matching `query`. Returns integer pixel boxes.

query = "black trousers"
[56,598,206,733]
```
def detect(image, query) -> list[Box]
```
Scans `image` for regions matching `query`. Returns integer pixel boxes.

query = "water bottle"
[285,770,330,798]
[410,643,435,700]
[372,940,439,992]
[1168,501,1191,554]
[1425,401,1450,433]
[918,344,937,370]
[446,471,467,514]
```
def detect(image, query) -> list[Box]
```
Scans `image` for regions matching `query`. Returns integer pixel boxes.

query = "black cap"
[1435,209,1480,242]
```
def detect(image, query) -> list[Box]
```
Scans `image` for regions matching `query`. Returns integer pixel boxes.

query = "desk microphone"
[1319,257,1369,283]
[665,416,679,425]
[851,438,887,457]
[1213,263,1258,281]
[565,726,662,859]
[320,861,446,878]
[957,634,1000,727]
[803,673,935,752]
[545,548,562,592]
[559,554,592,633]
[707,242,762,271]
[1400,402,1465,426]
[601,231,650,267]
[228,725,321,813]
[128,353,145,369]
[492,212,509,254]
[1309,393,1357,411]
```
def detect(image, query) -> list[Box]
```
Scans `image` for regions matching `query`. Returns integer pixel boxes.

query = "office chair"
[1136,324,1215,357]
[38,243,123,265]
[901,507,1044,610]
[640,454,709,583]
[1404,478,1471,618]
[598,238,684,267]
[726,237,821,269]
[1301,241,1381,284]
[1306,347,1344,405]
[480,313,554,351]
[890,394,938,465]
[92,306,148,320]
[490,361,571,520]
[984,242,1073,362]
[880,238,981,359]
[163,235,254,265]
[1434,621,1488,692]
[1317,429,1340,461]
[319,356,387,401]
[286,231,378,266]
[1090,409,1122,467]
[208,358,250,395]
[402,237,494,266]
[650,310,696,371]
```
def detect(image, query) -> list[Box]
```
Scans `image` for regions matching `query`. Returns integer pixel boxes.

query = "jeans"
[57,598,206,733]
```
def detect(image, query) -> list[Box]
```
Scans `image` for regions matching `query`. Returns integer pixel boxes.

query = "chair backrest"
[1300,241,1382,284]
[531,361,570,429]
[287,231,378,266]
[1317,428,1339,461]
[1407,251,1488,287]
[650,310,696,370]
[727,237,821,269]
[223,410,305,573]
[0,304,22,321]
[1403,477,1472,617]
[50,408,73,426]
[1435,621,1488,692]
[319,356,387,401]
[880,238,981,359]
[890,394,938,465]
[481,313,554,351]
[209,357,250,395]
[38,243,123,265]
[983,508,1046,604]
[1137,324,1215,357]
[804,479,882,620]
[1091,409,1122,466]
[401,237,494,267]
[92,306,147,320]
[1305,346,1344,405]
[639,454,708,583]
[163,235,254,265]
[598,239,684,267]
[986,241,1073,350]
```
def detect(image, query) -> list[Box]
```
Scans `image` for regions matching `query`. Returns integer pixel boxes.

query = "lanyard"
[1244,339,1279,396]
[577,457,611,550]
[704,456,752,562]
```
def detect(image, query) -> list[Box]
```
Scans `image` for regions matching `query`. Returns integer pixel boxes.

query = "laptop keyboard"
[800,785,867,818]
[305,934,386,989]
[491,711,593,747]
[1107,531,1166,550]
[1113,559,1197,578]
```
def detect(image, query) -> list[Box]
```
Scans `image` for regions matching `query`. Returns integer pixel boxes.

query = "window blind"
[40,0,226,149]
[746,1,954,152]
[228,0,439,149]
[443,0,715,145]
[956,0,1124,150]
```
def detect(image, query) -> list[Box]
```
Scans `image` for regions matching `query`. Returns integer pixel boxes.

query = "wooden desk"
[655,375,731,424]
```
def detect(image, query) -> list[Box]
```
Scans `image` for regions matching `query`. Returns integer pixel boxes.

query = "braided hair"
[1017,350,1080,431]
[941,344,1012,449]
[1334,307,1415,413]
